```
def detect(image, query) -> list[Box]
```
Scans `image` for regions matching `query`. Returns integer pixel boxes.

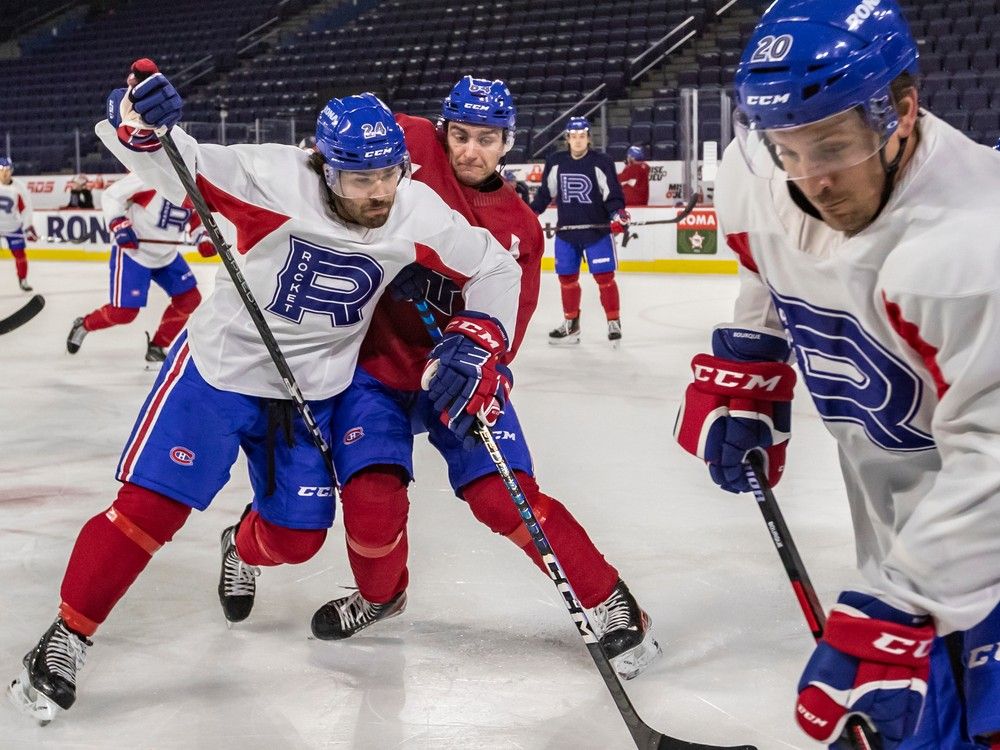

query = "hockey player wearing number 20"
[293,76,660,681]
[675,2,1000,748]
[7,58,521,724]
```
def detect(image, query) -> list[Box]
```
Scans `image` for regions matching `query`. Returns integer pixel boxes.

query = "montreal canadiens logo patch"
[343,427,364,445]
[170,446,195,466]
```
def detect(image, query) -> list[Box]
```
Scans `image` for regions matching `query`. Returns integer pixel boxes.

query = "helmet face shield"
[323,158,411,200]
[734,104,895,180]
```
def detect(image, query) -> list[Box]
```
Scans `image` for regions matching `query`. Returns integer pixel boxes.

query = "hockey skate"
[592,580,661,680]
[548,316,580,345]
[311,589,407,640]
[66,317,88,354]
[8,618,91,725]
[144,332,166,363]
[18,278,32,292]
[607,319,622,349]
[218,524,260,623]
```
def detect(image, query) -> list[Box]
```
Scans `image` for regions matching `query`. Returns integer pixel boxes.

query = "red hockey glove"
[24,226,38,242]
[194,230,216,257]
[796,591,934,749]
[421,312,511,450]
[610,209,631,235]
[674,326,795,493]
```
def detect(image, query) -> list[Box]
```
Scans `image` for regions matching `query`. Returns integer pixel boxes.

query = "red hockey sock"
[340,466,410,603]
[12,249,28,280]
[593,271,620,320]
[462,472,619,607]
[83,304,139,331]
[234,509,326,566]
[152,287,201,347]
[58,483,192,637]
[558,273,581,320]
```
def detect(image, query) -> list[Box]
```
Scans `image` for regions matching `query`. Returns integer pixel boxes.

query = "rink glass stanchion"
[744,453,880,750]
[415,297,757,750]
[155,127,335,479]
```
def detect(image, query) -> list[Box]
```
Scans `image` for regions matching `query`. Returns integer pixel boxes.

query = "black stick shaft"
[416,298,755,750]
[156,129,335,479]
[744,454,880,750]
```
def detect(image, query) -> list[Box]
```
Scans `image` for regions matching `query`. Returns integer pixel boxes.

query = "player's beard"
[333,194,394,229]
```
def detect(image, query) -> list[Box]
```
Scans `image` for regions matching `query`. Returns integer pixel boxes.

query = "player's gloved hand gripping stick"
[120,60,334,479]
[414,297,757,750]
[744,454,887,750]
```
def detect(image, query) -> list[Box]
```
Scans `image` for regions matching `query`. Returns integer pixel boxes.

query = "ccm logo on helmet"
[846,0,881,31]
[363,146,393,158]
[464,103,490,111]
[746,94,791,105]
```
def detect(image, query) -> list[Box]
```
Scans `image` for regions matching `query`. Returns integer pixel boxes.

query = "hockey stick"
[154,128,335,479]
[415,297,756,750]
[0,294,44,335]
[743,454,880,750]
[550,194,701,234]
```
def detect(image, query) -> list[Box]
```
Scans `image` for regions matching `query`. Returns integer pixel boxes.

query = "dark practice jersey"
[529,148,625,247]
[358,114,544,392]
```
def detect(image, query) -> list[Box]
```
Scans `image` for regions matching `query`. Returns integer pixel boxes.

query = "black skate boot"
[18,278,33,292]
[311,589,407,640]
[144,332,166,363]
[66,317,88,354]
[8,617,92,724]
[607,319,622,348]
[592,580,661,680]
[218,522,260,623]
[548,315,580,345]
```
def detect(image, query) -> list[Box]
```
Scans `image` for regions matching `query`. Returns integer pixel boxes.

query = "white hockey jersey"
[0,178,33,235]
[95,121,520,402]
[102,171,192,268]
[715,111,1000,634]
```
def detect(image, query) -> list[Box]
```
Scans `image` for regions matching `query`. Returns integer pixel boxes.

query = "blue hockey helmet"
[565,117,590,134]
[733,0,919,179]
[626,145,644,160]
[440,76,516,153]
[994,136,1000,152]
[0,156,11,170]
[315,92,410,197]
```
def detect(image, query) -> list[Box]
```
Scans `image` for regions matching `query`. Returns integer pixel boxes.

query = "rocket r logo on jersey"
[0,196,14,214]
[157,200,192,232]
[771,290,934,452]
[267,236,384,327]
[560,174,593,204]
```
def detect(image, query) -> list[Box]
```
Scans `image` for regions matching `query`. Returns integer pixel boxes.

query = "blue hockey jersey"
[529,149,625,247]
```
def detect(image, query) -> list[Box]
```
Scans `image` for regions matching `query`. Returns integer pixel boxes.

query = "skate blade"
[8,668,60,725]
[609,339,621,350]
[610,627,662,681]
[548,335,580,346]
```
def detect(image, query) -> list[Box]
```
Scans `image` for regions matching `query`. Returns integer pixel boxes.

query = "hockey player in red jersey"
[65,171,206,362]
[294,76,661,682]
[618,145,650,206]
[675,2,1000,747]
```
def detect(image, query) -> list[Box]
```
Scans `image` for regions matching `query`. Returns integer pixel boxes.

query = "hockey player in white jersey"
[8,58,520,724]
[65,170,205,361]
[0,157,37,291]
[674,2,1000,748]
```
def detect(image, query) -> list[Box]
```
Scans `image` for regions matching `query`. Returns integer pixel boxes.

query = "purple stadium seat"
[961,89,989,110]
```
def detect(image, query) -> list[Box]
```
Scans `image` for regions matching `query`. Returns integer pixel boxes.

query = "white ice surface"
[0,261,863,749]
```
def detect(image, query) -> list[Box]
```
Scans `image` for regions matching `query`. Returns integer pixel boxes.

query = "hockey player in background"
[675,2,1000,747]
[0,157,38,292]
[8,59,521,724]
[529,117,629,346]
[65,171,209,362]
[288,76,659,681]
[617,145,650,206]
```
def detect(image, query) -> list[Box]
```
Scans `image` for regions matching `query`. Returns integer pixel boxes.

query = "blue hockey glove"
[108,216,139,250]
[110,59,181,152]
[796,591,934,749]
[674,326,795,493]
[421,312,511,450]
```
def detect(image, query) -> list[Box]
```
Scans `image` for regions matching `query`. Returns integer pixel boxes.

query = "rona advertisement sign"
[676,209,718,255]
